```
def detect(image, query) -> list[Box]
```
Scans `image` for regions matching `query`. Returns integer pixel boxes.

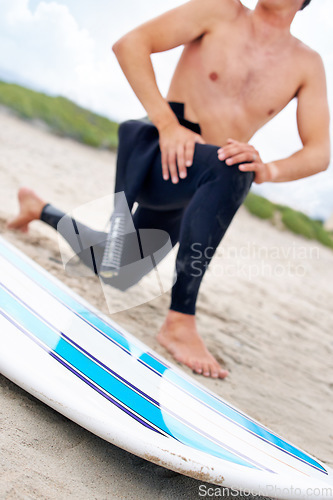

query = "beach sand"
[0,110,332,499]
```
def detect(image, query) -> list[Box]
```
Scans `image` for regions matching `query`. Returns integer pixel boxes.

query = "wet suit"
[41,102,254,315]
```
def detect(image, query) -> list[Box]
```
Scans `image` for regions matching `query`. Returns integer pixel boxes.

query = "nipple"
[209,72,218,82]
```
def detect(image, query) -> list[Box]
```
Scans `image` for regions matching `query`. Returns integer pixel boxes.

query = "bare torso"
[167,5,308,145]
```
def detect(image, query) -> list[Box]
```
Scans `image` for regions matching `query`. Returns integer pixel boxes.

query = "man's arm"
[112,0,238,183]
[265,52,330,182]
[218,52,331,184]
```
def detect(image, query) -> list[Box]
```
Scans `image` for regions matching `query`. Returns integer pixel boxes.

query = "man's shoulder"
[196,0,245,22]
[292,37,323,66]
[291,37,325,87]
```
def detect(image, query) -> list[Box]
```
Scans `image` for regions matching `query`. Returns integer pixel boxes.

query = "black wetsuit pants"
[41,109,254,315]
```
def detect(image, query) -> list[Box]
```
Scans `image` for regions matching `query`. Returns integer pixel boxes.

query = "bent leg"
[158,144,253,378]
[40,202,183,289]
[132,205,183,249]
[170,144,254,314]
[41,203,109,274]
[114,205,184,287]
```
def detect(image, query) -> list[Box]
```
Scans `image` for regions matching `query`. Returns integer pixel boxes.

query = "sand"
[0,109,332,500]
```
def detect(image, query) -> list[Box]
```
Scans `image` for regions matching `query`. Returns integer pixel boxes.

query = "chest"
[195,29,301,116]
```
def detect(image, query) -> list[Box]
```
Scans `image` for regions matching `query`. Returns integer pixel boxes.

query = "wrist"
[265,162,279,182]
[149,103,179,132]
[154,114,179,133]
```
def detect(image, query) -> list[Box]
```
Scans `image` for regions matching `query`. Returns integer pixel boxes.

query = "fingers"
[161,148,179,183]
[218,138,268,183]
[162,139,203,183]
[225,152,254,166]
[185,141,195,168]
[177,144,187,180]
[161,149,170,181]
[218,144,254,161]
[160,126,205,183]
[218,140,260,169]
[238,162,257,171]
[168,150,179,184]
[184,135,205,168]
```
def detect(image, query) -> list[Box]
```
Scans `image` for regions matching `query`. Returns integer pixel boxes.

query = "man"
[9,0,330,379]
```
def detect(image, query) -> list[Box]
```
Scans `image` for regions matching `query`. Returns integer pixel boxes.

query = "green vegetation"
[281,208,316,240]
[0,81,118,149]
[244,192,333,250]
[243,192,276,220]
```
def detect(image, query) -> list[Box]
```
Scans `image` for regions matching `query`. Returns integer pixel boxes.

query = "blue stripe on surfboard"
[0,239,327,475]
[0,284,263,471]
[2,279,272,473]
[0,308,162,435]
[139,355,328,476]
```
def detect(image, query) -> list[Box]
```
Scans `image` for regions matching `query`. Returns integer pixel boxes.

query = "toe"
[202,363,211,377]
[192,360,203,375]
[219,368,229,379]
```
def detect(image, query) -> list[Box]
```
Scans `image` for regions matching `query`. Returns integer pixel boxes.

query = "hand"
[158,122,205,183]
[217,138,271,184]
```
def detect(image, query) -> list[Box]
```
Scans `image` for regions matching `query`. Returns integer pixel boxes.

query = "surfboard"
[0,234,332,499]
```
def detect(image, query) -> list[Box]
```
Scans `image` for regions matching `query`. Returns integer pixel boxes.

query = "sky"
[0,0,332,220]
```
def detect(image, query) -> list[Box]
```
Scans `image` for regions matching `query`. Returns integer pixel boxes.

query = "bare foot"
[157,310,228,379]
[7,187,46,232]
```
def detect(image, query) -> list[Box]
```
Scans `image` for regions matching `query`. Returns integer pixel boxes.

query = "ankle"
[35,201,46,219]
[165,309,196,327]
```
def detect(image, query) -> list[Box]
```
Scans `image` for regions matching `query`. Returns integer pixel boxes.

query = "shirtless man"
[9,0,330,379]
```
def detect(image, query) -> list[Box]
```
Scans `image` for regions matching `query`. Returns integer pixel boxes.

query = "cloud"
[0,0,121,118]
[0,0,183,120]
[0,1,94,93]
[0,1,94,83]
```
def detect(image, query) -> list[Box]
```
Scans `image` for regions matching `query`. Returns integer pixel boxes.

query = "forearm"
[266,144,330,183]
[112,34,177,130]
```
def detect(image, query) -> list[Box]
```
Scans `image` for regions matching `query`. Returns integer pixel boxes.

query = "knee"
[196,145,254,196]
[230,168,254,205]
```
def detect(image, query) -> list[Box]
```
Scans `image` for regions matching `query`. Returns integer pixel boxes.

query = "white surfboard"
[0,235,332,499]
